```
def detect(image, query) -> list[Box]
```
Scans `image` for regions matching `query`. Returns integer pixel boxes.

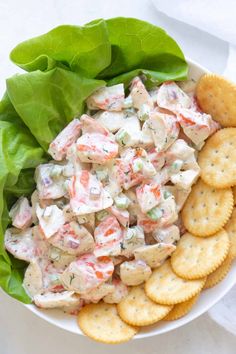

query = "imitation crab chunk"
[60,254,114,294]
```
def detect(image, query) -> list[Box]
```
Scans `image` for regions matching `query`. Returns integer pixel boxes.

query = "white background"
[0,1,235,353]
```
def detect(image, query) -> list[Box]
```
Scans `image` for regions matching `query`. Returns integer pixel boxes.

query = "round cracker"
[224,207,236,260]
[78,302,138,344]
[182,179,233,237]
[164,293,200,321]
[196,74,236,127]
[171,230,229,279]
[145,260,206,305]
[117,285,173,326]
[198,128,236,188]
[203,254,232,289]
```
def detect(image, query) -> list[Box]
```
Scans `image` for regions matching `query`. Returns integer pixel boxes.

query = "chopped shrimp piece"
[120,260,152,286]
[139,121,154,147]
[76,133,118,164]
[35,163,66,200]
[121,226,145,257]
[165,139,194,161]
[182,153,200,171]
[80,114,109,136]
[116,148,156,190]
[4,228,36,262]
[115,116,141,147]
[157,196,178,227]
[48,119,81,161]
[34,291,80,309]
[136,181,162,213]
[92,160,122,199]
[60,253,114,294]
[137,212,160,233]
[134,243,176,268]
[164,185,191,212]
[36,204,65,239]
[9,197,32,230]
[130,77,153,110]
[48,221,95,255]
[144,111,180,152]
[94,216,123,257]
[156,81,192,112]
[152,166,171,186]
[170,170,199,190]
[109,206,129,227]
[69,171,113,215]
[103,279,128,304]
[39,258,67,292]
[66,144,90,174]
[93,111,126,133]
[23,260,43,297]
[81,283,115,303]
[86,84,124,111]
[62,299,84,316]
[47,245,75,268]
[31,190,58,223]
[137,195,178,231]
[147,148,165,171]
[177,108,220,145]
[153,225,180,244]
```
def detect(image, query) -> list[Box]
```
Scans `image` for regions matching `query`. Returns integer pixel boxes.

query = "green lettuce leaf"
[7,68,105,150]
[5,169,36,198]
[98,18,187,82]
[10,19,111,77]
[0,101,45,303]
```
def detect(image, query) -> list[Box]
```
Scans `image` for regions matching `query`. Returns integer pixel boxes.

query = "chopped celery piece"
[132,158,143,173]
[138,104,150,121]
[114,194,130,209]
[96,210,109,221]
[169,159,183,173]
[163,190,172,200]
[115,129,129,146]
[147,206,163,221]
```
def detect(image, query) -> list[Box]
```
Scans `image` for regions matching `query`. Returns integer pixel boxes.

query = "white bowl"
[25,59,236,338]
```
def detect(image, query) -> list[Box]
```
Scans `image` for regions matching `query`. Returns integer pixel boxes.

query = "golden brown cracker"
[182,179,233,237]
[145,260,206,305]
[224,207,236,260]
[198,128,236,188]
[78,302,138,344]
[117,285,173,326]
[164,294,200,321]
[196,74,236,127]
[204,254,232,289]
[171,230,229,279]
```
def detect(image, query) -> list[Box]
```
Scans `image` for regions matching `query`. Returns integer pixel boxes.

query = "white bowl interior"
[24,59,236,338]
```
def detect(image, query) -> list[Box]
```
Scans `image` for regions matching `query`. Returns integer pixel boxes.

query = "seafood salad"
[4,77,219,313]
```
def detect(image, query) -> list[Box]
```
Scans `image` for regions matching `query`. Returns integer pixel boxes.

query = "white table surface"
[0,1,235,353]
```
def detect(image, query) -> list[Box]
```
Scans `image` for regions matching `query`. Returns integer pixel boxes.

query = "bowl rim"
[21,57,236,339]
